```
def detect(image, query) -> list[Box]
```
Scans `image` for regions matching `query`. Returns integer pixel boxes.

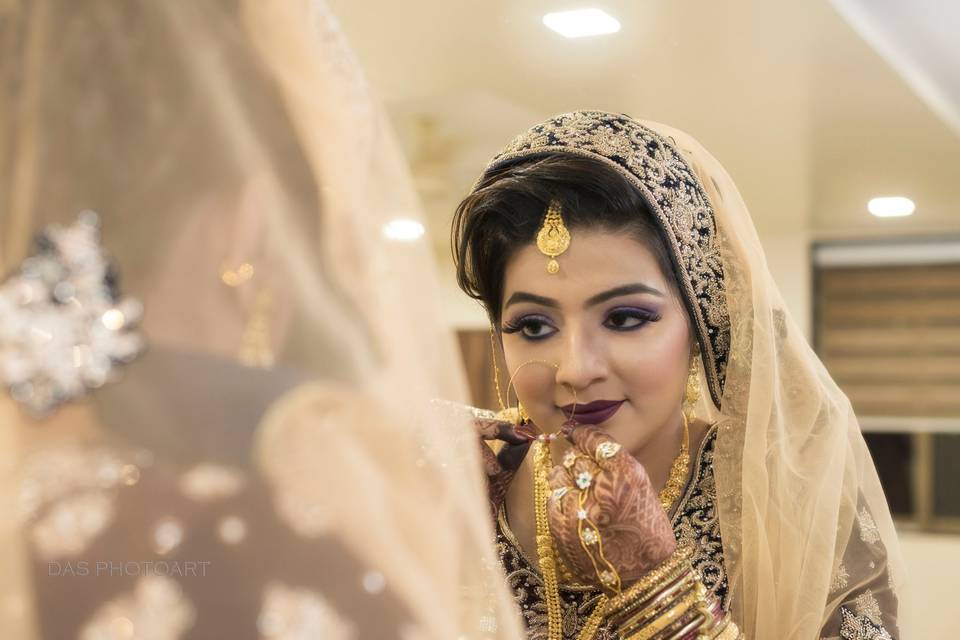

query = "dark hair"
[452,154,679,325]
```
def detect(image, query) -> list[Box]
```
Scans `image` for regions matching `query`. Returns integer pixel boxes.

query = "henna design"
[547,424,676,587]
[474,417,533,515]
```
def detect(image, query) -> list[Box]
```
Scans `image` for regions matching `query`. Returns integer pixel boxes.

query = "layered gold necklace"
[532,416,690,640]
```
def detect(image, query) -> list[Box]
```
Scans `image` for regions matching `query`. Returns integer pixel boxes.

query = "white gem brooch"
[575,471,593,490]
[0,211,144,414]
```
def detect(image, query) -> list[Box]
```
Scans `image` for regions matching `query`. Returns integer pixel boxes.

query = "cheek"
[618,322,690,404]
[501,341,558,408]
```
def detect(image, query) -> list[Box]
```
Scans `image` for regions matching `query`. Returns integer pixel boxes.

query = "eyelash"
[501,308,661,341]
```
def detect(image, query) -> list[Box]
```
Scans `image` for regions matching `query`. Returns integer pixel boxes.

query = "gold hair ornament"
[537,200,571,274]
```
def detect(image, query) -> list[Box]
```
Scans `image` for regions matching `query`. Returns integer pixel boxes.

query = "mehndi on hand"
[547,422,676,591]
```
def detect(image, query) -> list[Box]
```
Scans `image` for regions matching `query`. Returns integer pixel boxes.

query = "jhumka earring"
[537,200,571,274]
[659,347,700,512]
[222,262,275,368]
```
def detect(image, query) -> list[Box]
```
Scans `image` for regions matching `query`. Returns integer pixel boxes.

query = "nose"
[554,324,608,396]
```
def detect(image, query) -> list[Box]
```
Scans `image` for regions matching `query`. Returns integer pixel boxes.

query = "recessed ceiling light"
[868,197,915,218]
[382,218,425,241]
[543,8,621,39]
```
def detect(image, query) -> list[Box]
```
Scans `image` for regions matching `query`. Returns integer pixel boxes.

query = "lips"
[559,400,625,425]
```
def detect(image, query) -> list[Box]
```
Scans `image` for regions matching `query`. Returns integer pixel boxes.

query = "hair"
[452,154,680,326]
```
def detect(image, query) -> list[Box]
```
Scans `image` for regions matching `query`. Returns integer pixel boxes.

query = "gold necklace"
[658,413,690,512]
[531,416,690,640]
[533,439,608,640]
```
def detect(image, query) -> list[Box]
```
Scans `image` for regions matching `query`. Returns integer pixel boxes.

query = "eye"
[604,308,661,331]
[501,315,557,341]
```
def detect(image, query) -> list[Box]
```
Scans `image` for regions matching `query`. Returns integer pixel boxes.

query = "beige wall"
[899,531,960,638]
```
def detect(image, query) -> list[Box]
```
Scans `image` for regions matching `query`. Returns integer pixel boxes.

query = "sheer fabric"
[0,1,524,638]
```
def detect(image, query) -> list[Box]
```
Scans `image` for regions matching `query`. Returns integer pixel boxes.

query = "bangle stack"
[605,543,743,640]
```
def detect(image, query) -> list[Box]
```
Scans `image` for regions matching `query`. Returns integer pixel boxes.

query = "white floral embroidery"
[853,590,883,625]
[258,582,355,640]
[839,606,893,640]
[31,492,114,559]
[79,576,195,640]
[830,562,850,593]
[178,464,245,502]
[857,507,881,545]
[20,446,138,559]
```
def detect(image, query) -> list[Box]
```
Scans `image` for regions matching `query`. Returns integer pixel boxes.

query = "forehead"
[502,231,670,305]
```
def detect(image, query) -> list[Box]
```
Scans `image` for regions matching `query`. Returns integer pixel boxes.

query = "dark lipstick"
[559,400,625,425]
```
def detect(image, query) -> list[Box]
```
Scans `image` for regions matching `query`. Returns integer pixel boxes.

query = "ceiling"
[325,0,960,258]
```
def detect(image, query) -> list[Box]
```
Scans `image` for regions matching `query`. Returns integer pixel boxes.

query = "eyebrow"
[503,283,665,310]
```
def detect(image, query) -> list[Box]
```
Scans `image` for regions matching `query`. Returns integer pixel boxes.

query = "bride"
[453,111,907,639]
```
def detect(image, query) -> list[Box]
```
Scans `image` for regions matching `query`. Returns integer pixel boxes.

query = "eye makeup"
[501,305,661,341]
[603,306,662,331]
[501,314,556,340]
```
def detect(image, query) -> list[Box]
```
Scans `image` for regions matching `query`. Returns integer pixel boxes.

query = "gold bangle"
[614,572,697,631]
[610,566,695,625]
[619,584,702,640]
[662,610,710,640]
[662,596,733,640]
[606,541,695,614]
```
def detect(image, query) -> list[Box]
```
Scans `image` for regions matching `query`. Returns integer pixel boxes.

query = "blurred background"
[327,0,959,634]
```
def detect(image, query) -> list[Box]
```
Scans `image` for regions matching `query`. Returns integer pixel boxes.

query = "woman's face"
[498,230,692,453]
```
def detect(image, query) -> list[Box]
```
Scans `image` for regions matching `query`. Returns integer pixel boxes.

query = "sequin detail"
[852,590,883,626]
[857,507,881,545]
[830,562,850,593]
[0,211,143,414]
[838,606,894,640]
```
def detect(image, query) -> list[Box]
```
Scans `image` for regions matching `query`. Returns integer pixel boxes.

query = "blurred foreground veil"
[0,1,524,638]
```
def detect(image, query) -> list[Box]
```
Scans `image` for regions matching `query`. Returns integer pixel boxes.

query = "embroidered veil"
[0,1,523,637]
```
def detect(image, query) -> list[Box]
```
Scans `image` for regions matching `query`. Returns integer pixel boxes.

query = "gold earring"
[489,325,508,413]
[222,262,275,368]
[238,287,275,368]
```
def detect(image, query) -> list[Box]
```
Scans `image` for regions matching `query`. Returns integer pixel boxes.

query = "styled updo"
[452,154,679,326]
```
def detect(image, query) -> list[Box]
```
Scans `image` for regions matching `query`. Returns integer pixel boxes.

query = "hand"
[474,415,535,515]
[546,422,676,590]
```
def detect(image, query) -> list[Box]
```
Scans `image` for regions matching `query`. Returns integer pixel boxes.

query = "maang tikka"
[537,200,570,274]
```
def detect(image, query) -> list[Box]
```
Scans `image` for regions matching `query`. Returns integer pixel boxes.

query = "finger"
[478,440,502,477]
[548,465,576,516]
[474,417,535,445]
[565,424,624,464]
[569,454,602,491]
[496,441,530,474]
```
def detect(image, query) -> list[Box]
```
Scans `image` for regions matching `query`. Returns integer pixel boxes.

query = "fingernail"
[515,424,537,441]
[561,419,578,436]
